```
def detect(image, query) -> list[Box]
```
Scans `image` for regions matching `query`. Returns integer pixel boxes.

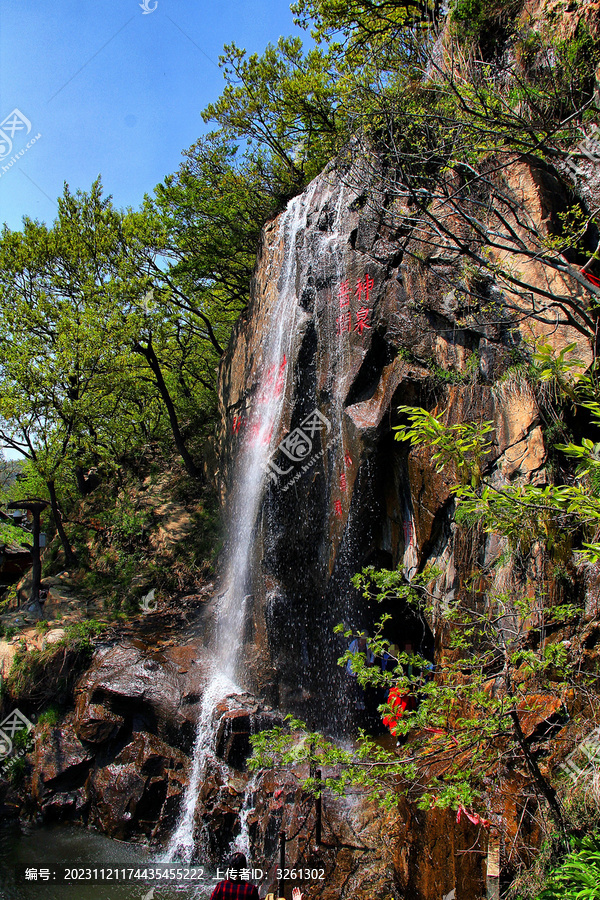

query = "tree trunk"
[75,465,89,496]
[47,480,78,569]
[27,508,44,618]
[510,708,570,853]
[133,340,204,480]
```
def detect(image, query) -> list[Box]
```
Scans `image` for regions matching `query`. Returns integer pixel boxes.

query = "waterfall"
[164,674,235,862]
[229,770,260,860]
[165,183,318,863]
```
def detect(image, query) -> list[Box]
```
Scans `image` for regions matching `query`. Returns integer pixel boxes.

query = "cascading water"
[165,183,318,864]
[228,770,259,860]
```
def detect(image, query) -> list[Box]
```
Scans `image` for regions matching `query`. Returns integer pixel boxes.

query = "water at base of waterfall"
[0,824,213,899]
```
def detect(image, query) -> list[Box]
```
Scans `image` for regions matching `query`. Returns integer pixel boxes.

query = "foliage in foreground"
[534,834,600,900]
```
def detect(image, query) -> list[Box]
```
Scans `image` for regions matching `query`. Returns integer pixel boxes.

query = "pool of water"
[0,824,214,900]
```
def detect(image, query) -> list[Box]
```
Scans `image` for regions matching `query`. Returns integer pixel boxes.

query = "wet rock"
[214,696,283,769]
[32,719,94,807]
[73,700,125,745]
[74,643,195,750]
[28,627,215,833]
[87,732,188,839]
[195,758,247,859]
[163,642,214,709]
[242,768,403,900]
[210,140,600,897]
[217,148,589,728]
[39,788,88,822]
[393,796,487,900]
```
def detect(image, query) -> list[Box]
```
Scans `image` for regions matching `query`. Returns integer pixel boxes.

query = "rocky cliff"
[207,137,600,896]
[217,145,593,728]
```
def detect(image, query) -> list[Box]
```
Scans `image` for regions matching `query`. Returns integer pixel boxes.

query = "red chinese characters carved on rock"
[250,423,273,447]
[336,276,373,335]
[354,307,370,335]
[336,309,352,333]
[334,499,343,517]
[260,355,287,400]
[355,273,374,303]
[338,280,351,308]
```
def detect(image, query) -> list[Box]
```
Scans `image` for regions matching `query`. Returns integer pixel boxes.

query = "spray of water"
[228,769,259,860]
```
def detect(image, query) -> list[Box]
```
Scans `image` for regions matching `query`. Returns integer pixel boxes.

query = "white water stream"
[165,184,318,863]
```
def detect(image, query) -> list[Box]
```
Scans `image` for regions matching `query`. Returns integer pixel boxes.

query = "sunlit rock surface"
[217,148,582,731]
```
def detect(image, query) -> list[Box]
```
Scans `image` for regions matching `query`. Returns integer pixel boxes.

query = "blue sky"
[0,0,302,230]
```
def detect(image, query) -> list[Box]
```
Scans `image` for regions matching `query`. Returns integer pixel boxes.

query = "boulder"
[74,642,195,749]
[87,731,188,839]
[32,719,94,807]
[73,701,125,745]
[213,695,283,770]
[43,628,66,647]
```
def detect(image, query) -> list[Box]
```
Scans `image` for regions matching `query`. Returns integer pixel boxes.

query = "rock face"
[217,149,587,732]
[87,731,189,839]
[27,636,285,846]
[28,641,197,836]
[213,142,600,897]
[74,643,196,750]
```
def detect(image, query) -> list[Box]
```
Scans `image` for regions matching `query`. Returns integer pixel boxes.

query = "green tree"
[290,0,600,357]
[0,188,131,565]
[0,175,227,511]
[150,134,272,316]
[203,37,342,196]
[292,0,442,51]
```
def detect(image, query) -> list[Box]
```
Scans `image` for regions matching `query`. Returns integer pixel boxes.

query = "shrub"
[37,706,62,727]
[60,619,106,651]
[4,621,105,706]
[537,834,600,899]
